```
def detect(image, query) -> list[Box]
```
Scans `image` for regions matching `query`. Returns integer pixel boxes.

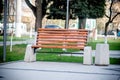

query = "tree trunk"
[78,18,86,29]
[104,22,109,44]
[35,0,42,31]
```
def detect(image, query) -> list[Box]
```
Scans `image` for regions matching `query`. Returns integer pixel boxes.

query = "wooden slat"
[32,45,85,49]
[32,28,88,49]
[37,34,87,37]
[36,41,85,45]
[37,36,87,39]
[37,39,87,42]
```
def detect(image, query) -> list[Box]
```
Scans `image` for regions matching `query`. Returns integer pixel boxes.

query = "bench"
[32,28,88,51]
[24,28,92,64]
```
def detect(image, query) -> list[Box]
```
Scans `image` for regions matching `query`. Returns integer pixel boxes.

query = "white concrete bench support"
[83,46,93,65]
[24,44,36,62]
[95,44,109,66]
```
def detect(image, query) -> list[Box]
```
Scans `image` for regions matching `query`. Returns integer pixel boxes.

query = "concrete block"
[83,46,93,65]
[24,44,36,62]
[95,44,109,66]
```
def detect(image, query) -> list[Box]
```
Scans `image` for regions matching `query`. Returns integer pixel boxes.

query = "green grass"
[0,38,120,64]
[0,44,26,62]
[36,53,120,65]
[37,48,80,53]
[37,53,83,63]
[88,38,120,50]
[110,58,120,65]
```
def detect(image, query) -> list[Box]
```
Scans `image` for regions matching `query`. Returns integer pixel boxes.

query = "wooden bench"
[24,28,93,64]
[32,28,88,52]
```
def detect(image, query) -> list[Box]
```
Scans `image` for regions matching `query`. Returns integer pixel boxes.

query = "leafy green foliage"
[0,0,3,20]
[42,0,51,18]
[47,0,67,19]
[47,0,105,19]
[72,0,105,18]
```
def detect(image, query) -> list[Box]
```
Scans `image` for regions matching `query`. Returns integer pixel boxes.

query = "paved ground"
[0,61,120,80]
[0,39,34,46]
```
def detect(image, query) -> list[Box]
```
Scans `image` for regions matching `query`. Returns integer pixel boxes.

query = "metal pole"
[3,0,8,62]
[65,0,69,29]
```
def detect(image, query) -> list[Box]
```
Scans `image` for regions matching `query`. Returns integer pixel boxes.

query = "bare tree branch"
[105,14,110,18]
[109,0,114,21]
[104,0,120,37]
[111,12,120,22]
[25,0,36,17]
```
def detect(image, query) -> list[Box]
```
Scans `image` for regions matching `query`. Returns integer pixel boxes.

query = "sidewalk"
[0,39,34,46]
[0,61,120,80]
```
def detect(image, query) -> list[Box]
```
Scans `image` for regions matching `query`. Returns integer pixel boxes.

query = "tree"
[0,0,3,20]
[47,0,105,29]
[47,0,67,19]
[72,0,105,29]
[25,0,106,29]
[104,0,120,43]
[25,0,50,31]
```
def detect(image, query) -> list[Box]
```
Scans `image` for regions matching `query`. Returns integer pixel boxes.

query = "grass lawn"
[87,38,120,50]
[36,53,83,63]
[0,43,120,65]
[36,53,120,65]
[0,44,26,63]
[0,37,120,64]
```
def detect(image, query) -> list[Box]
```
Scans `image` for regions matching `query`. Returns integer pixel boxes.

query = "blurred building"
[2,0,35,36]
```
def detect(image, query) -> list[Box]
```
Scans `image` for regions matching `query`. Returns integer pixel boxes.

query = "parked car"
[102,30,115,35]
[44,25,62,29]
[107,30,114,35]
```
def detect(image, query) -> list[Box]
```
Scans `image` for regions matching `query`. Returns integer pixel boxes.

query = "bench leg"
[33,48,36,54]
[83,46,93,65]
[24,44,36,62]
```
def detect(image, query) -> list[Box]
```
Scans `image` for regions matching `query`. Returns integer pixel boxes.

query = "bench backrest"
[32,28,88,50]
